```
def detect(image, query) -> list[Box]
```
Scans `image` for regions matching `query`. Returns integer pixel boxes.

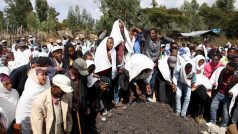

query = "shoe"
[206,122,215,127]
[102,110,108,116]
[147,97,154,102]
[100,116,106,121]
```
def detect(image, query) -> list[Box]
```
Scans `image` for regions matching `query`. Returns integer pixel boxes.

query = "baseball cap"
[167,56,177,68]
[73,58,89,76]
[52,74,73,93]
[51,45,63,53]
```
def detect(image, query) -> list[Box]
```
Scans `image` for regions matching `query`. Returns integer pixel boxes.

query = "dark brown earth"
[96,102,207,134]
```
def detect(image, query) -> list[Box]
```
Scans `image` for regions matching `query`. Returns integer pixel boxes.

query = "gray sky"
[0,0,237,21]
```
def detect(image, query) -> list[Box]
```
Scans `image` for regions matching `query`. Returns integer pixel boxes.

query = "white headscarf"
[94,37,112,73]
[125,54,154,82]
[15,68,50,124]
[158,57,177,85]
[192,55,205,73]
[0,77,19,129]
[180,62,194,87]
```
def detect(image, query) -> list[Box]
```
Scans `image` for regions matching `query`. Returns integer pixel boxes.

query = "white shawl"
[94,37,112,73]
[15,69,50,124]
[158,57,177,85]
[0,83,19,129]
[209,66,225,90]
[125,54,154,82]
[180,62,194,87]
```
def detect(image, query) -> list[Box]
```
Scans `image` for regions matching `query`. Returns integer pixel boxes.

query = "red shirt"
[219,74,233,95]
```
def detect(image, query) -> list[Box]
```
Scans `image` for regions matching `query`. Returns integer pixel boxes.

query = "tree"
[181,0,207,31]
[0,11,4,31]
[151,0,158,8]
[216,0,235,12]
[35,0,49,22]
[66,6,78,32]
[4,0,33,28]
[40,7,59,33]
[26,11,39,32]
[98,0,141,28]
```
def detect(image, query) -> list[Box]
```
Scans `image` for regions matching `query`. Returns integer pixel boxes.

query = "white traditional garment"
[184,47,191,58]
[110,20,135,79]
[94,37,112,73]
[86,60,99,88]
[0,82,19,129]
[158,57,177,85]
[195,74,212,89]
[0,66,11,75]
[192,55,206,74]
[14,49,32,67]
[228,83,238,115]
[15,68,50,125]
[209,66,225,90]
[125,54,154,82]
[180,62,194,87]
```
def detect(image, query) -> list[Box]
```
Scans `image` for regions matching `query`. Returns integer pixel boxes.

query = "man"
[10,57,52,96]
[50,45,65,75]
[31,74,73,134]
[110,19,134,106]
[221,48,236,65]
[71,58,89,134]
[130,28,144,54]
[144,28,161,102]
[206,62,238,128]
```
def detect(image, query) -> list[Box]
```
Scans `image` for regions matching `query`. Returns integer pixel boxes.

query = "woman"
[14,68,50,134]
[63,42,78,69]
[0,73,19,130]
[204,54,224,79]
[94,37,114,112]
[192,55,206,74]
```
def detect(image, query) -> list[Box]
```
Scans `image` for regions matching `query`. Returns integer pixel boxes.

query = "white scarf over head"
[86,60,99,88]
[229,83,238,116]
[158,57,177,85]
[180,62,194,87]
[94,37,112,73]
[0,81,19,129]
[125,54,154,82]
[15,68,50,124]
[192,55,205,72]
[110,20,135,79]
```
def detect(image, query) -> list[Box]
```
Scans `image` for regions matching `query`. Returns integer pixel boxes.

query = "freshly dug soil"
[96,102,207,134]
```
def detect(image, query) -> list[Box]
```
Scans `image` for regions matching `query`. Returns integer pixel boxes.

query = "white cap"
[1,40,6,43]
[51,45,63,53]
[86,60,95,68]
[52,74,73,93]
[56,39,62,43]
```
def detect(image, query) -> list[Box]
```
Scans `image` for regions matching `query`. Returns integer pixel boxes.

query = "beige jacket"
[30,89,73,134]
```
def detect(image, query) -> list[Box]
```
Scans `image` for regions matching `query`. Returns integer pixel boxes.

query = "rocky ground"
[96,102,210,134]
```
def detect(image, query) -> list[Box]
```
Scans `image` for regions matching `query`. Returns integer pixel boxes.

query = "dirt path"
[96,102,208,134]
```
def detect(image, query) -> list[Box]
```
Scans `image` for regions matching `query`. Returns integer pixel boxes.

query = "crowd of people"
[0,19,238,134]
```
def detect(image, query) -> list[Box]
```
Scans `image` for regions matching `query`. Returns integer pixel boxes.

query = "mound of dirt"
[96,102,207,134]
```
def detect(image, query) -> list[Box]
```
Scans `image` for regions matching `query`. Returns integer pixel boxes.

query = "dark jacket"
[10,63,31,96]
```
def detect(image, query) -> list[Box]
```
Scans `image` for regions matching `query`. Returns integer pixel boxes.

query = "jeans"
[114,76,120,103]
[176,83,192,116]
[232,105,238,124]
[210,92,230,127]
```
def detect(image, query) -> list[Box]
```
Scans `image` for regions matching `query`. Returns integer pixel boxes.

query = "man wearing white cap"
[50,45,65,75]
[31,74,73,134]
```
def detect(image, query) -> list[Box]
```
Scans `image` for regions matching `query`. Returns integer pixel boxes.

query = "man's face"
[52,49,63,62]
[119,22,124,33]
[37,70,47,85]
[225,65,235,75]
[170,49,178,57]
[227,49,236,61]
[150,30,157,41]
[52,85,65,98]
